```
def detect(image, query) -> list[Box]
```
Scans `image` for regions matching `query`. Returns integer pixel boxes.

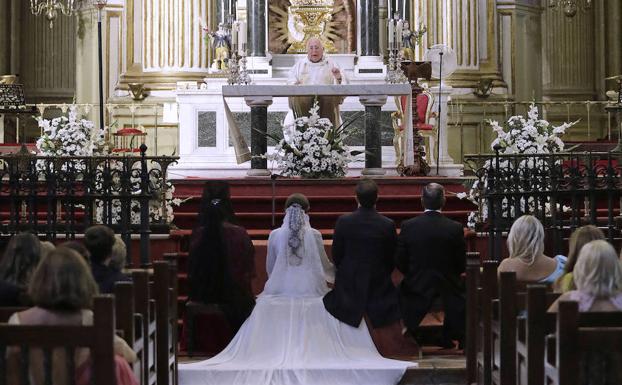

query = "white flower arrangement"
[270,101,359,178]
[462,103,578,229]
[36,106,107,160]
[35,106,180,225]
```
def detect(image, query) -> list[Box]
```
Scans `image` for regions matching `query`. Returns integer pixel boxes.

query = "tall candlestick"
[231,21,238,52]
[238,21,246,54]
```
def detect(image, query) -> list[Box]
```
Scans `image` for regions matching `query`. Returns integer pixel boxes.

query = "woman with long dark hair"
[197,180,238,226]
[188,192,255,334]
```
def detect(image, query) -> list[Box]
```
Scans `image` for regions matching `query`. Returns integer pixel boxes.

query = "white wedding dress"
[179,205,413,385]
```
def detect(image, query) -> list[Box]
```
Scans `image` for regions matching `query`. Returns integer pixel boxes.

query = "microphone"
[270,173,278,228]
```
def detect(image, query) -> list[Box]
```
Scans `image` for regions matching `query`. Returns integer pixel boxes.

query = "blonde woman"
[498,215,566,283]
[554,225,605,293]
[549,240,622,312]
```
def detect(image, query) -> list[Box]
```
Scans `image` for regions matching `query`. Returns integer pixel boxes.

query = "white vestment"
[178,205,413,385]
[284,56,348,129]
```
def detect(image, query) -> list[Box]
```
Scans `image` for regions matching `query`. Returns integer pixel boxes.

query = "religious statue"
[204,23,231,71]
[401,21,427,62]
[285,38,345,130]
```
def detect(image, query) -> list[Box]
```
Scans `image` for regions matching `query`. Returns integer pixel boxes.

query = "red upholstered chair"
[415,90,436,165]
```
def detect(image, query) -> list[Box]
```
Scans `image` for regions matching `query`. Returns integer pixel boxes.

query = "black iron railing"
[465,150,622,259]
[0,144,177,266]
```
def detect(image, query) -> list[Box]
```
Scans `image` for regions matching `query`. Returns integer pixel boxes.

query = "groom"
[323,179,401,334]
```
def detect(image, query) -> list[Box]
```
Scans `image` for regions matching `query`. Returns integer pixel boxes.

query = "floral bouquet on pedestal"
[463,103,578,229]
[36,105,107,159]
[267,101,362,178]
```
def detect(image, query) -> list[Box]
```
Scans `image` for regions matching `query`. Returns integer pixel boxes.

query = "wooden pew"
[154,260,178,385]
[0,295,116,385]
[0,307,26,322]
[115,281,147,385]
[490,271,517,385]
[545,300,622,385]
[475,260,499,385]
[515,285,559,385]
[133,270,157,385]
[465,252,480,385]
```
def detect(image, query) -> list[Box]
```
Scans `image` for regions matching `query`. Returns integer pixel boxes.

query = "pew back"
[0,296,116,385]
[545,300,622,385]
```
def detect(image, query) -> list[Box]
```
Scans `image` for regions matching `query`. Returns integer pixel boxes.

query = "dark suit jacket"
[323,207,400,328]
[91,263,132,294]
[396,211,466,295]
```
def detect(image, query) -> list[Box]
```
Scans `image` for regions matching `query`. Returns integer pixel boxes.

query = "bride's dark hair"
[284,193,309,211]
[188,199,236,302]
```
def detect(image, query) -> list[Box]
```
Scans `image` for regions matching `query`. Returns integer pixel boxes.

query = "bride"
[179,194,413,385]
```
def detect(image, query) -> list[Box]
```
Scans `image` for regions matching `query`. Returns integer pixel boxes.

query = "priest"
[286,37,347,129]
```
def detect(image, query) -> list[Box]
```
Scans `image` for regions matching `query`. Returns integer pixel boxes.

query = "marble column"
[0,0,9,75]
[246,0,266,57]
[359,95,387,176]
[360,0,379,56]
[429,85,463,176]
[245,96,272,176]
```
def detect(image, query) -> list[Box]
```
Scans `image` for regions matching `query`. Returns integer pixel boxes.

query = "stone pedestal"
[245,96,272,176]
[360,95,387,175]
[429,85,463,177]
[356,0,384,78]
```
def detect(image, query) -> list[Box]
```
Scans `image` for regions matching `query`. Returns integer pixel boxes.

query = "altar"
[171,79,421,178]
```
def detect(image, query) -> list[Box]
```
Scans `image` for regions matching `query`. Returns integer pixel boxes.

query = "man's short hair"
[285,193,310,211]
[422,183,445,210]
[356,179,378,208]
[84,225,115,264]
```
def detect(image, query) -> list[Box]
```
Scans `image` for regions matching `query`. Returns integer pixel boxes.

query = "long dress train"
[179,206,413,385]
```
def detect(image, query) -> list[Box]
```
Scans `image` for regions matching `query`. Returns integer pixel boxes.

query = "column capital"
[359,95,387,107]
[244,96,273,107]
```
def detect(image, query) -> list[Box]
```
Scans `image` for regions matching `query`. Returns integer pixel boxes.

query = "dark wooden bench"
[133,269,157,385]
[515,285,560,385]
[545,300,622,385]
[154,260,178,385]
[115,280,148,385]
[0,295,116,385]
[474,260,499,385]
[465,252,480,385]
[0,307,27,322]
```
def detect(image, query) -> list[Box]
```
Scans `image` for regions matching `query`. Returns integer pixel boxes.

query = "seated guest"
[197,180,238,227]
[498,215,566,284]
[396,183,466,349]
[188,196,255,333]
[40,241,55,259]
[62,240,91,262]
[548,239,622,385]
[6,247,137,385]
[554,225,605,293]
[84,225,131,294]
[549,240,622,312]
[0,232,42,306]
[109,235,128,273]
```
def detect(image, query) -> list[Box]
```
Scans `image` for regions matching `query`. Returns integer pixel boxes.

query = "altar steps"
[170,177,477,232]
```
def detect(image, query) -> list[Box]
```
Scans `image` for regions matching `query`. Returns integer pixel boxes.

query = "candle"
[238,21,246,54]
[387,0,392,23]
[231,21,238,52]
[396,20,403,49]
[388,19,394,47]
